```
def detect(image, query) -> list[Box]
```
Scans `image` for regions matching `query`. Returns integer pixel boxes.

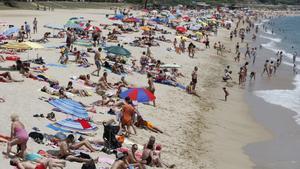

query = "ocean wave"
[255,75,300,124]
[261,42,295,61]
[259,35,282,43]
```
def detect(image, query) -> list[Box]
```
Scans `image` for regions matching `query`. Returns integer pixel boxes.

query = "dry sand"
[0,9,270,169]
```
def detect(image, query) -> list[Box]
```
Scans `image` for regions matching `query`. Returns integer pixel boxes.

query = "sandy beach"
[0,8,271,169]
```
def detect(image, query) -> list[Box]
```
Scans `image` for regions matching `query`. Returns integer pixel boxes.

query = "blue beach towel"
[45,64,67,68]
[49,99,88,118]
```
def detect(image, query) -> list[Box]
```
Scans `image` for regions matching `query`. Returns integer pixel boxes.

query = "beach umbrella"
[123,17,139,23]
[104,46,131,57]
[176,36,188,40]
[176,26,187,33]
[115,14,125,20]
[2,27,19,36]
[140,26,151,31]
[64,20,83,30]
[120,88,156,103]
[44,24,64,30]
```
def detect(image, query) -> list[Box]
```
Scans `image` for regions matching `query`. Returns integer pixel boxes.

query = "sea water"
[254,16,300,124]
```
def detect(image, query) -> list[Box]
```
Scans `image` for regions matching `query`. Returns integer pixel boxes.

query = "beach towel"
[47,124,72,133]
[98,157,114,165]
[51,118,97,133]
[45,64,67,68]
[75,119,92,129]
[48,99,88,118]
[155,80,186,90]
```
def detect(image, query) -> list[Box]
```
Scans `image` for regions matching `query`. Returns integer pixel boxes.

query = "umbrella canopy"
[120,88,156,103]
[140,26,151,31]
[176,26,187,33]
[123,17,139,23]
[104,46,131,57]
[44,24,64,30]
[2,27,19,36]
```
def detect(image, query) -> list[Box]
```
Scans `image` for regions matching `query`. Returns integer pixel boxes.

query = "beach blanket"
[48,99,88,118]
[155,80,186,90]
[45,64,67,68]
[49,118,97,133]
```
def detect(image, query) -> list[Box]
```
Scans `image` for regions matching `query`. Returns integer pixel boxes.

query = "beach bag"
[103,124,121,150]
[81,160,96,169]
[29,132,44,144]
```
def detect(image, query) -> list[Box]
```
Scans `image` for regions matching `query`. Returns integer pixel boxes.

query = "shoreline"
[243,15,300,169]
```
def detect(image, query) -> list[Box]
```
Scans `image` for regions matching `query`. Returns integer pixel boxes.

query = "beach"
[0,8,273,169]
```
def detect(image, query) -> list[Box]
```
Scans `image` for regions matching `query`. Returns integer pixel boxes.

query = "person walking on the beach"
[235,42,240,54]
[91,48,103,77]
[223,87,229,101]
[6,114,29,158]
[147,73,156,107]
[235,52,241,62]
[33,18,37,34]
[269,61,274,76]
[261,60,270,77]
[24,22,30,39]
[191,66,198,90]
[245,46,251,59]
[293,51,297,64]
[251,47,257,64]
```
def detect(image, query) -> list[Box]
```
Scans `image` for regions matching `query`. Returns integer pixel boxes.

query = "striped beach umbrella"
[120,88,156,103]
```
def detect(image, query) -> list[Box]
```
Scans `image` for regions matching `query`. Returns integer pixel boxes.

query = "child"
[223,87,229,101]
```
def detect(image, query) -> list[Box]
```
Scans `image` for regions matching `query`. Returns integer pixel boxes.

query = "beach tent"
[2,27,19,36]
[104,46,131,57]
[120,88,156,103]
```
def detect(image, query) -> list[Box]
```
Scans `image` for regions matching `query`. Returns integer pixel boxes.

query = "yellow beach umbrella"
[176,36,188,40]
[195,32,203,36]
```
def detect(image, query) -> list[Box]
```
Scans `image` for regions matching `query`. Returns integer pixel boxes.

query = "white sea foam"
[261,41,296,62]
[259,35,282,43]
[255,75,300,124]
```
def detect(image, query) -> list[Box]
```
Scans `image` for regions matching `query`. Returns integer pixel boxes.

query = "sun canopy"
[104,46,131,57]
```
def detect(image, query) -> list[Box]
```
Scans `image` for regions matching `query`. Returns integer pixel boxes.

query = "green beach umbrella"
[104,46,131,57]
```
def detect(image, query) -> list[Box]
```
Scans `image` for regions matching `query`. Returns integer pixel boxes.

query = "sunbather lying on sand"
[58,135,94,163]
[24,151,66,168]
[41,86,68,99]
[66,81,89,97]
[135,115,163,133]
[98,72,113,90]
[0,72,23,82]
[79,74,97,87]
[10,158,62,169]
[66,134,100,152]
